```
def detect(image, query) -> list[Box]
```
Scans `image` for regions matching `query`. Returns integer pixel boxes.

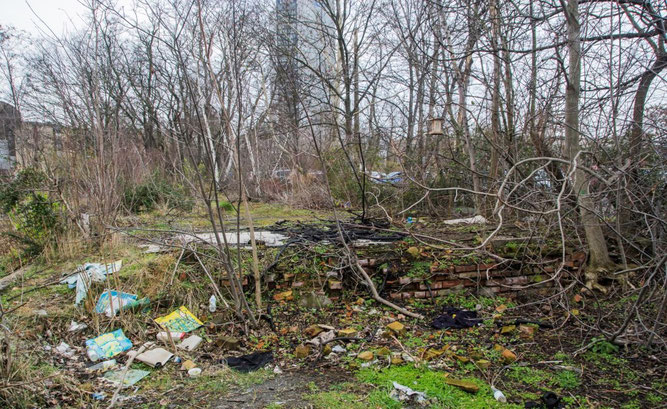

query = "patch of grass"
[555,370,581,390]
[356,364,523,408]
[506,366,551,388]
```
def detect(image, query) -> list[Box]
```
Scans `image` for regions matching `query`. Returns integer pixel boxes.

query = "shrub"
[123,173,193,213]
[0,168,62,255]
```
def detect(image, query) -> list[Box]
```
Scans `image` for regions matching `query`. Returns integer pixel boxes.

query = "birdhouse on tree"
[427,117,444,136]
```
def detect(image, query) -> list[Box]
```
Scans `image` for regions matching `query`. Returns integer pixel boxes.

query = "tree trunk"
[564,0,613,291]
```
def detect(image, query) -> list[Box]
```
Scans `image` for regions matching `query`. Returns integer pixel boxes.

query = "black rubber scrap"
[525,392,564,409]
[431,307,482,329]
[223,351,274,373]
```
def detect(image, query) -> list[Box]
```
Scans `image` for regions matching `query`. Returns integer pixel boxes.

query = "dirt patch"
[213,368,350,409]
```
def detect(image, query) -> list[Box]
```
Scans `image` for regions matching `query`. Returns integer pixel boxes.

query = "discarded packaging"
[55,341,74,358]
[92,392,106,401]
[85,329,133,361]
[178,335,203,351]
[103,369,150,387]
[208,295,217,312]
[60,261,122,305]
[181,360,196,371]
[68,320,88,332]
[88,359,117,371]
[390,381,428,404]
[331,345,346,354]
[155,306,203,333]
[95,291,149,317]
[128,347,173,368]
[188,368,202,377]
[156,331,185,342]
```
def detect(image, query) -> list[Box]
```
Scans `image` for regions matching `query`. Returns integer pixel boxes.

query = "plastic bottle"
[89,359,117,371]
[157,331,185,342]
[208,295,217,312]
[491,386,507,403]
[87,348,100,362]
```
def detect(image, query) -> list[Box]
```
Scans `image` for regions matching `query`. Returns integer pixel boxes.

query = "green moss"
[356,365,523,408]
[555,370,581,390]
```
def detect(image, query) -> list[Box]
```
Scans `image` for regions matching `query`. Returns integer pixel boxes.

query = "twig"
[108,343,147,408]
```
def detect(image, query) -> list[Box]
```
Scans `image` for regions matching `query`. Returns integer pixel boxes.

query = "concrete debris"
[442,215,487,225]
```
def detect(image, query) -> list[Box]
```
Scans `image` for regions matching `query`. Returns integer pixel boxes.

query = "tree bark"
[563,0,613,291]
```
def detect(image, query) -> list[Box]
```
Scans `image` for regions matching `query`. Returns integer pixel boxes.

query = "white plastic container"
[208,295,217,312]
[188,367,202,377]
[86,348,100,362]
[491,387,507,403]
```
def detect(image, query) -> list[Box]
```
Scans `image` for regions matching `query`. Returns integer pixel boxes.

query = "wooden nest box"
[427,117,444,136]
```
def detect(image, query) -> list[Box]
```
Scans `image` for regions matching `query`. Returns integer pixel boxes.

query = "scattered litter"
[331,345,346,354]
[178,335,203,351]
[128,347,173,368]
[88,359,117,371]
[157,331,185,342]
[390,381,428,404]
[442,215,487,225]
[55,342,74,358]
[173,356,182,363]
[491,386,507,403]
[188,367,202,377]
[181,360,196,371]
[306,330,335,347]
[92,392,106,401]
[85,329,133,361]
[224,351,274,373]
[361,359,378,368]
[273,365,283,374]
[35,309,48,317]
[525,391,564,409]
[155,306,203,333]
[60,261,122,305]
[103,369,150,387]
[68,320,88,332]
[431,308,482,329]
[208,295,217,312]
[95,290,149,317]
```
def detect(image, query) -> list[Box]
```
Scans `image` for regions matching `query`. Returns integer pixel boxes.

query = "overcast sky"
[1,0,90,34]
